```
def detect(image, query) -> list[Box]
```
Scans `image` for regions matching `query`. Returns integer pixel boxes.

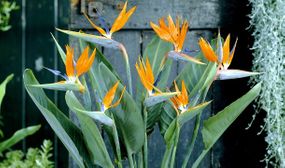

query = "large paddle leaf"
[66,91,114,167]
[23,69,93,168]
[192,82,261,168]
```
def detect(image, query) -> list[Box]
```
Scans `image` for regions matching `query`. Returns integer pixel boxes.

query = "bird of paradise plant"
[23,3,261,168]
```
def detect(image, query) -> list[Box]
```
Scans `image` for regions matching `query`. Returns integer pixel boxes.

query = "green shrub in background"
[0,140,53,168]
[0,0,19,31]
[249,0,285,167]
[0,75,54,167]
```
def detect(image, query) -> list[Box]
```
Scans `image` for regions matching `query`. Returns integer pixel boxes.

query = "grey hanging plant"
[249,0,285,167]
[0,0,19,32]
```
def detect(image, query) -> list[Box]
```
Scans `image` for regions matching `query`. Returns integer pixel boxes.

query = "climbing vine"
[249,0,285,167]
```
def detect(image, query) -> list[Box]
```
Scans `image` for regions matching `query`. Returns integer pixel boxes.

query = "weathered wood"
[70,0,220,29]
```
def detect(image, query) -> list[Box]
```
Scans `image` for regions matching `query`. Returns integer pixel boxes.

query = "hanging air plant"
[249,0,285,167]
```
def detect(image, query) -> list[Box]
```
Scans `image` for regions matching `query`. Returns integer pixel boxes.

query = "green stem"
[170,124,180,168]
[182,86,211,168]
[126,146,135,168]
[161,144,174,168]
[181,114,201,168]
[137,150,144,168]
[119,44,133,96]
[111,117,122,168]
[143,106,148,168]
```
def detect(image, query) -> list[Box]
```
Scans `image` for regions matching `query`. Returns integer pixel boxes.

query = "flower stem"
[111,115,122,168]
[126,147,135,168]
[170,124,180,168]
[143,106,148,168]
[182,86,211,168]
[119,44,133,96]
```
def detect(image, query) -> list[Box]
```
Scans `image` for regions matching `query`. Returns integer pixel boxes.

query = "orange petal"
[180,80,188,106]
[228,38,238,65]
[76,47,96,77]
[177,21,188,52]
[65,45,75,77]
[110,2,136,34]
[145,57,155,86]
[198,37,218,62]
[150,22,174,43]
[84,13,107,37]
[109,86,126,108]
[103,81,119,109]
[222,34,230,64]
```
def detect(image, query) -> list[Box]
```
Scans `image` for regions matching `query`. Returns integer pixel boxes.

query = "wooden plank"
[70,0,220,29]
[24,0,55,153]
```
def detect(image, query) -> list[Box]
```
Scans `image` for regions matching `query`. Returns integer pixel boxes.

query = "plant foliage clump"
[249,0,285,167]
[0,140,54,168]
[0,0,19,31]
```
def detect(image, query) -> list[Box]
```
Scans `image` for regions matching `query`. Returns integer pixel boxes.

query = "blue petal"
[44,67,68,80]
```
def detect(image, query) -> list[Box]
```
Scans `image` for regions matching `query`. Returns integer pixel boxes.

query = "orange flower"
[102,81,125,111]
[135,57,155,95]
[171,80,189,113]
[65,45,96,80]
[150,15,188,52]
[198,33,237,70]
[85,1,136,39]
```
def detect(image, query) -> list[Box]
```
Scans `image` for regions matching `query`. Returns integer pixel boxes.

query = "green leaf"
[65,91,114,168]
[192,82,262,168]
[0,74,13,108]
[23,69,93,168]
[144,92,178,107]
[0,125,40,153]
[178,101,211,126]
[51,33,66,63]
[30,83,82,92]
[57,28,121,49]
[99,63,144,153]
